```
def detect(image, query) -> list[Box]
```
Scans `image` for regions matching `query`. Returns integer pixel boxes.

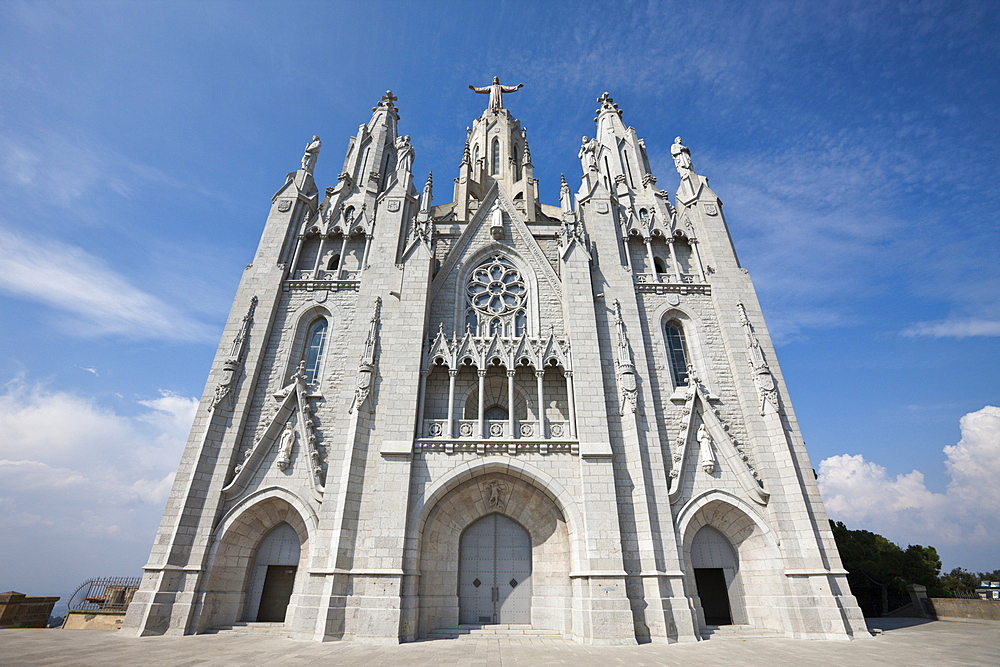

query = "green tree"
[830,521,943,613]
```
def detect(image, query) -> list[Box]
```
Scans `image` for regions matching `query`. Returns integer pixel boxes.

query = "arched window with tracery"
[664,319,689,387]
[466,255,527,337]
[302,318,328,384]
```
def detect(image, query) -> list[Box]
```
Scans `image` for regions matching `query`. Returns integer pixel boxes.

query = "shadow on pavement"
[866,616,936,633]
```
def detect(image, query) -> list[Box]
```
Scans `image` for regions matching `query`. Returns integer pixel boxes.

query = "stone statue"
[469,76,523,111]
[394,135,414,175]
[276,422,295,471]
[485,479,507,508]
[579,136,598,173]
[671,136,693,176]
[302,135,321,173]
[697,423,715,474]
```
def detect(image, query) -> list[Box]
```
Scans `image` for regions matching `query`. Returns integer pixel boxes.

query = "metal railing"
[66,576,142,613]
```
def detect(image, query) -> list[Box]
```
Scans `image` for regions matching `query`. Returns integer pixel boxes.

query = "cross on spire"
[374,90,398,112]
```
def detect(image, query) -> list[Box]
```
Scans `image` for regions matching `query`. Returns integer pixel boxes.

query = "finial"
[594,92,622,120]
[374,90,399,113]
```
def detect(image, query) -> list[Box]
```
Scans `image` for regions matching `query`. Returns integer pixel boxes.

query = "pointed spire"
[521,129,532,166]
[560,174,572,215]
[421,172,433,212]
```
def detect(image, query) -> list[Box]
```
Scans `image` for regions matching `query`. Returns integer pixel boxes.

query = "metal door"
[459,513,531,624]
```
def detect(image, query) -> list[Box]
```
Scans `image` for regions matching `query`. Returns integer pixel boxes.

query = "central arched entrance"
[459,513,532,624]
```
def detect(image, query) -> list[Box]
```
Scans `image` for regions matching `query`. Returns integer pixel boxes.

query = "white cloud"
[0,380,197,537]
[818,405,1000,553]
[901,319,1000,338]
[0,225,214,341]
[0,379,198,601]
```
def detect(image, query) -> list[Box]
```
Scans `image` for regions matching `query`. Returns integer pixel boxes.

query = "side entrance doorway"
[243,522,301,623]
[459,513,532,625]
[693,568,732,625]
[257,565,297,622]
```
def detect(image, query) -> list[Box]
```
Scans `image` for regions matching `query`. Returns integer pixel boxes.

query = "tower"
[122,84,868,644]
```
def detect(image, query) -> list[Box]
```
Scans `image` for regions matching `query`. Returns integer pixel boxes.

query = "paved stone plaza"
[3,618,999,666]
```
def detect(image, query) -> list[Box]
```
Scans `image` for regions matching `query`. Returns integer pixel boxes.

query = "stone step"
[700,624,784,639]
[426,624,564,639]
[208,622,291,637]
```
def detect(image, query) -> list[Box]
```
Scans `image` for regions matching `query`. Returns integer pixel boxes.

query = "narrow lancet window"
[491,138,500,175]
[303,318,329,384]
[664,320,690,387]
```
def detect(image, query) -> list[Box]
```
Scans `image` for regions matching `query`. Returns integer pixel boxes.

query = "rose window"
[467,256,525,315]
[465,256,528,336]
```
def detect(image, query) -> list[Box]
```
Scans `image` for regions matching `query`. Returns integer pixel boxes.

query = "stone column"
[564,370,576,438]
[477,369,486,438]
[360,233,373,271]
[337,234,349,277]
[668,238,681,282]
[416,369,428,438]
[312,236,327,278]
[535,370,546,439]
[644,237,657,282]
[447,369,457,438]
[507,369,516,439]
[690,238,705,281]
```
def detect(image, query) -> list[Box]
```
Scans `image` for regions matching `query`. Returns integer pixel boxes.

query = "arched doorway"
[459,513,532,625]
[243,522,300,622]
[690,525,741,625]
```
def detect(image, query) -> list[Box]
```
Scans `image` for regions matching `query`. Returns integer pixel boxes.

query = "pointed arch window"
[473,143,480,165]
[491,138,500,175]
[664,320,689,387]
[639,208,650,225]
[303,318,329,385]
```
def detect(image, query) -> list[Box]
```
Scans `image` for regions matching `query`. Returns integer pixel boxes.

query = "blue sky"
[1,1,997,607]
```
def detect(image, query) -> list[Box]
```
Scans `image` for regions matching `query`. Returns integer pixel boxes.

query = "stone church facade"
[122,86,867,644]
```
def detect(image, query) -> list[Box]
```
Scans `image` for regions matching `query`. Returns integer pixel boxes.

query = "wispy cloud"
[0,225,214,341]
[902,319,1000,338]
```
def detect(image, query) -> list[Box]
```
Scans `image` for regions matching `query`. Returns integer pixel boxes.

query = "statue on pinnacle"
[469,76,524,111]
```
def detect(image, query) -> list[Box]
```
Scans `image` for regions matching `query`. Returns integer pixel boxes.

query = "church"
[121,80,868,644]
